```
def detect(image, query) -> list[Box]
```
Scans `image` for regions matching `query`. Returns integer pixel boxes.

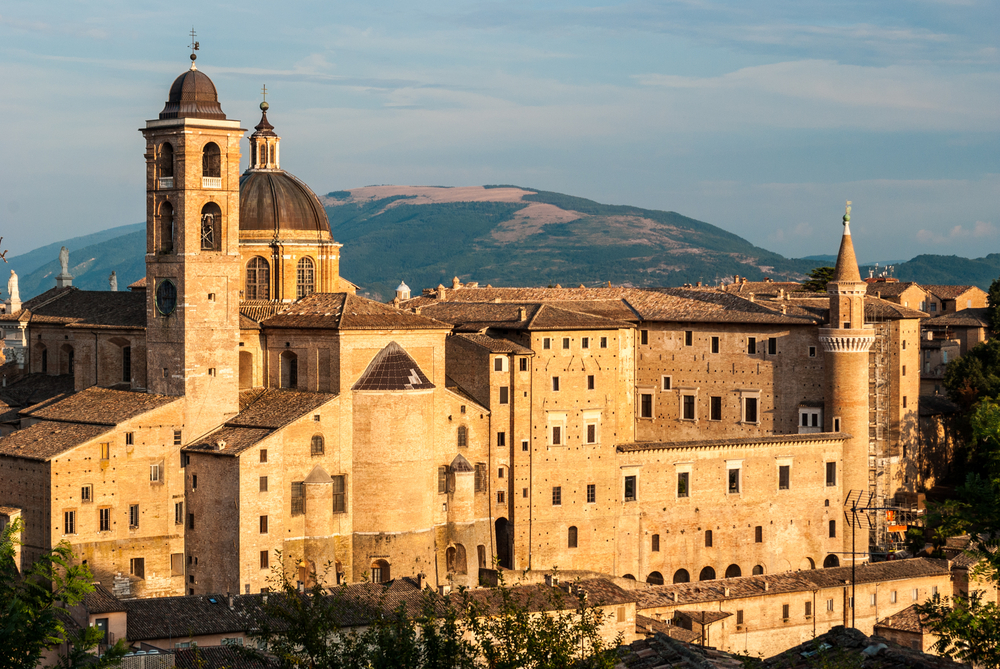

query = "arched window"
[725,564,742,579]
[159,201,174,253]
[202,142,221,178]
[568,526,578,548]
[60,344,74,376]
[752,565,765,575]
[446,546,457,573]
[280,351,298,389]
[699,566,716,581]
[261,143,269,166]
[622,574,637,581]
[454,544,467,574]
[296,257,315,300]
[371,559,390,583]
[311,435,324,456]
[672,569,690,584]
[646,571,664,586]
[246,257,270,300]
[159,142,174,178]
[823,554,840,568]
[457,425,468,448]
[200,202,222,251]
[806,557,816,570]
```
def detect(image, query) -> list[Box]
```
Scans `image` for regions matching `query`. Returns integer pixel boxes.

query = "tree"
[802,267,836,293]
[0,518,127,669]
[987,275,1000,338]
[944,339,1000,410]
[917,591,1000,669]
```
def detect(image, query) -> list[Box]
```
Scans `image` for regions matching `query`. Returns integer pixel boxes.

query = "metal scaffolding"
[868,320,892,552]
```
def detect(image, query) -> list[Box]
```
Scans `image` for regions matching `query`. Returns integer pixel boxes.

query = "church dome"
[159,68,227,120]
[239,170,331,236]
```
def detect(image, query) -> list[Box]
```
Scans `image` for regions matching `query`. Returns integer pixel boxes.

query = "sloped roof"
[450,453,474,472]
[83,583,126,614]
[526,304,632,330]
[184,425,275,457]
[617,632,742,668]
[833,224,862,283]
[875,604,929,633]
[0,288,144,329]
[0,373,76,413]
[454,333,534,354]
[264,293,451,330]
[19,386,178,426]
[0,420,111,461]
[617,432,848,453]
[625,288,820,324]
[925,307,989,328]
[865,281,923,298]
[763,625,963,668]
[865,297,928,320]
[924,285,984,300]
[228,389,335,430]
[352,342,435,391]
[240,300,285,324]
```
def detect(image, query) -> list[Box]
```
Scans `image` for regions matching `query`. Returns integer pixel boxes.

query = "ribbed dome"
[159,69,227,120]
[239,170,331,235]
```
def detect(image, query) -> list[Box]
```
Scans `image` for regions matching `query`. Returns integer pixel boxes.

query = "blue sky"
[2,0,999,263]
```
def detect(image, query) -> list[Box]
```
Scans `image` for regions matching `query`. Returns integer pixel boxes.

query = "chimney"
[417,573,425,590]
[452,276,461,290]
[778,288,784,299]
[437,285,447,301]
[518,307,527,321]
[671,592,677,602]
[545,574,559,588]
[724,587,730,597]
[228,593,234,608]
[780,304,787,315]
[748,293,755,303]
[764,581,769,591]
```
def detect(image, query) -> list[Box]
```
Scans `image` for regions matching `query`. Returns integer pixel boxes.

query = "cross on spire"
[261,84,267,102]
[189,27,199,54]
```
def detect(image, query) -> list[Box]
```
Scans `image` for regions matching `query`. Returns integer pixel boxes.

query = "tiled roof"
[124,593,272,641]
[415,302,534,328]
[875,604,929,634]
[674,609,731,624]
[924,285,982,300]
[0,288,145,329]
[0,505,20,515]
[634,614,701,644]
[454,333,534,354]
[127,277,146,291]
[919,395,959,417]
[0,286,74,322]
[264,293,451,330]
[625,288,820,325]
[724,281,805,296]
[865,297,927,320]
[635,558,949,610]
[763,625,965,668]
[352,342,435,391]
[526,304,632,331]
[184,425,274,457]
[617,632,743,668]
[401,286,639,308]
[925,308,989,328]
[174,647,277,669]
[0,420,111,461]
[0,373,76,412]
[865,281,923,298]
[444,377,487,410]
[20,387,178,426]
[84,583,126,614]
[240,300,285,324]
[571,579,637,606]
[617,432,848,453]
[228,389,336,430]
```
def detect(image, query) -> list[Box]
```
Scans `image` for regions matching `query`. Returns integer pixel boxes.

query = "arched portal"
[60,344,74,376]
[725,564,742,579]
[672,569,690,584]
[371,559,390,583]
[699,566,716,581]
[280,351,298,389]
[202,142,221,178]
[646,571,664,586]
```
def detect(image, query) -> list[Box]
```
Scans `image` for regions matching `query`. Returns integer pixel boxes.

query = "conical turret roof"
[833,218,862,283]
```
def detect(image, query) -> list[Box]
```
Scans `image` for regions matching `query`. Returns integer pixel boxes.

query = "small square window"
[809,346,817,358]
[260,449,268,463]
[313,414,320,422]
[587,483,596,503]
[494,357,503,372]
[662,376,671,391]
[81,484,93,503]
[130,557,145,580]
[521,440,529,452]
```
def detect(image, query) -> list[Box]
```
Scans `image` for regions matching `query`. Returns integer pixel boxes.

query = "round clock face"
[156,279,177,316]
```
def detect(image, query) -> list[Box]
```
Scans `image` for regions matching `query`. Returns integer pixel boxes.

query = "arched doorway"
[672,569,690,584]
[645,571,664,586]
[371,559,390,583]
[699,566,716,581]
[495,518,512,569]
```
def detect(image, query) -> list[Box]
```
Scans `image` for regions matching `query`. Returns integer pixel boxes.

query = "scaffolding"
[868,320,891,552]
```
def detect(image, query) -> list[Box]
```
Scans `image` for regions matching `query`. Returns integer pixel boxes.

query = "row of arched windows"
[156,201,222,253]
[624,555,839,586]
[156,141,220,180]
[245,256,316,300]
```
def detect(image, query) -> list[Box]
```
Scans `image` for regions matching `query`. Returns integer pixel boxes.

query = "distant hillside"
[12,187,999,302]
[325,186,819,300]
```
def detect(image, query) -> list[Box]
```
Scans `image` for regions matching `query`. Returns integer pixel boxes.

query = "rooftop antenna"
[189,27,200,70]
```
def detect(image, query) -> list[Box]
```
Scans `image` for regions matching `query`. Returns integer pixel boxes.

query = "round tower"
[819,203,875,564]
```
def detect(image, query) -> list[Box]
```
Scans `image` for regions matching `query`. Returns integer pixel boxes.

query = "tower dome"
[159,66,227,120]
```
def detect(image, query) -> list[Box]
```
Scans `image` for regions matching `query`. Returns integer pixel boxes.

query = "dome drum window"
[246,257,270,300]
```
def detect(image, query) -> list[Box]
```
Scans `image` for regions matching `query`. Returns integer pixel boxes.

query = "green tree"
[0,518,128,669]
[987,275,1000,337]
[802,267,836,293]
[917,591,1000,669]
[944,339,1000,409]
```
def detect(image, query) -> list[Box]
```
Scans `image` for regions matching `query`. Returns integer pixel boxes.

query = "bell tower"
[819,202,875,563]
[141,46,244,439]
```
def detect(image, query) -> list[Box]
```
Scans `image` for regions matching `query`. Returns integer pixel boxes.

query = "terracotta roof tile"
[626,288,820,324]
[617,432,848,453]
[724,281,805,296]
[865,281,923,298]
[352,342,434,391]
[924,285,983,300]
[617,632,742,668]
[240,300,285,323]
[174,647,277,669]
[264,293,451,330]
[875,604,929,634]
[526,304,632,330]
[454,333,534,354]
[865,297,927,320]
[127,277,146,291]
[0,420,111,461]
[227,389,335,430]
[763,625,965,668]
[924,308,989,328]
[184,425,274,457]
[0,288,145,329]
[0,373,76,412]
[83,583,126,614]
[20,387,179,426]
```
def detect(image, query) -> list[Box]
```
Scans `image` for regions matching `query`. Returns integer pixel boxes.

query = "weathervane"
[189,27,200,69]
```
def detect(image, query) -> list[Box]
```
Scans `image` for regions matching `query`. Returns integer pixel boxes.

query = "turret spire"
[832,200,862,283]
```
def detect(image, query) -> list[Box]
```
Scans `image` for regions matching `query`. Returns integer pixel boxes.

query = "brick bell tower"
[819,202,875,563]
[141,48,244,439]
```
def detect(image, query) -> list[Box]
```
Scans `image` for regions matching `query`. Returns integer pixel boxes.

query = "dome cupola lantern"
[248,86,279,170]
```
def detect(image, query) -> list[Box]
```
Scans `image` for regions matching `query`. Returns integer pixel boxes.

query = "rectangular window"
[677,472,690,498]
[902,365,906,376]
[192,474,197,489]
[171,553,184,576]
[768,337,777,355]
[494,357,503,372]
[521,440,529,452]
[499,386,508,404]
[260,449,268,463]
[126,432,134,446]
[652,534,660,552]
[639,393,653,418]
[497,432,506,447]
[826,462,837,486]
[891,590,897,603]
[260,551,269,570]
[744,397,758,423]
[600,337,608,348]
[81,484,93,503]
[149,463,161,483]
[705,529,713,547]
[552,425,562,445]
[682,394,696,420]
[259,476,268,492]
[129,504,139,528]
[710,396,722,421]
[833,418,841,432]
[912,588,919,601]
[99,507,111,532]
[552,486,562,506]
[291,482,305,514]
[475,463,487,492]
[439,467,448,494]
[870,593,877,606]
[737,610,744,625]
[552,377,560,391]
[587,483,596,503]
[587,375,595,390]
[747,337,756,354]
[64,511,76,535]
[586,424,597,444]
[781,603,790,620]
[332,475,346,513]
[519,357,528,372]
[130,557,145,580]
[543,338,551,350]
[809,346,817,358]
[662,376,671,391]
[624,475,637,502]
[173,430,182,446]
[260,515,268,534]
[640,330,649,345]
[903,396,907,408]
[805,601,812,617]
[728,468,740,494]
[684,331,693,346]
[188,513,194,530]
[711,336,719,353]
[755,525,763,543]
[100,443,110,461]
[497,491,505,504]
[582,337,589,349]
[827,599,834,612]
[829,519,837,538]
[779,465,790,490]
[174,502,183,525]
[562,337,570,349]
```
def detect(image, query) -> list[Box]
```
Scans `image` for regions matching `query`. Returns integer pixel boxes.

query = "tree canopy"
[802,266,836,293]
